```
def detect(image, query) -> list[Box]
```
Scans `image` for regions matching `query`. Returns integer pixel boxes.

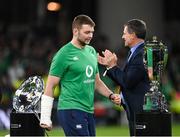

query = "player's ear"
[73,28,78,36]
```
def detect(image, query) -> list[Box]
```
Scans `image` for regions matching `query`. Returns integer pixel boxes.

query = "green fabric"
[49,42,98,113]
[147,47,153,69]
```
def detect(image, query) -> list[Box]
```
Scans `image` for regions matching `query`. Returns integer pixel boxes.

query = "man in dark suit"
[98,19,150,136]
[0,92,1,103]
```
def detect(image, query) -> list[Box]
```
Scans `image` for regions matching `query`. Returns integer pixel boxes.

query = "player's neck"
[71,38,84,49]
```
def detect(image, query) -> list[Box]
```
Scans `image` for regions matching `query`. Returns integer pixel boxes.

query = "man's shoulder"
[53,43,71,59]
[85,45,96,53]
[57,42,71,52]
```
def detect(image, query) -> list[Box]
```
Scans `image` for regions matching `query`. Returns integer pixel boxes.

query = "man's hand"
[98,50,117,68]
[109,93,121,105]
[40,123,52,131]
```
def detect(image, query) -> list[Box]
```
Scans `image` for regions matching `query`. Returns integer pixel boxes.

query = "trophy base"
[135,111,172,136]
[10,112,45,136]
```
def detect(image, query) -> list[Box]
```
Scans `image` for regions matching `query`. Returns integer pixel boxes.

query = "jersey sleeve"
[49,50,67,78]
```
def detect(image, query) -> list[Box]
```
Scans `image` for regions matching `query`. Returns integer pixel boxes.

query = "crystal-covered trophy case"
[10,76,45,136]
[13,76,44,113]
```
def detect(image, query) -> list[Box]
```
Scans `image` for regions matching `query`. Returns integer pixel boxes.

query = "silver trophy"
[143,36,168,112]
[13,76,44,113]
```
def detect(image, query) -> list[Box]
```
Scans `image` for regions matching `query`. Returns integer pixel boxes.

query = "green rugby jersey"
[49,42,98,113]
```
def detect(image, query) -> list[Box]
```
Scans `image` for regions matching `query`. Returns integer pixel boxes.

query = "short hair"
[72,15,95,30]
[125,19,147,40]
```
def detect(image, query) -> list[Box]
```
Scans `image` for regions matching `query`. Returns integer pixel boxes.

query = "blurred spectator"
[0,109,10,130]
[164,20,180,92]
[0,74,13,130]
[8,58,25,85]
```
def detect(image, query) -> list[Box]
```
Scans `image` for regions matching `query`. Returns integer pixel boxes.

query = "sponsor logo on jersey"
[86,65,93,78]
[84,65,94,83]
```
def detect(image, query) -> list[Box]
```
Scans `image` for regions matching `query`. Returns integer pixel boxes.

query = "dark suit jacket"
[107,43,150,121]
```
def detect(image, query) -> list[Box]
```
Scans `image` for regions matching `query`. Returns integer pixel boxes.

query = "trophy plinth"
[143,36,168,112]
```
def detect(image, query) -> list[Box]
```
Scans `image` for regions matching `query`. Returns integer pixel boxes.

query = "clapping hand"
[98,50,117,68]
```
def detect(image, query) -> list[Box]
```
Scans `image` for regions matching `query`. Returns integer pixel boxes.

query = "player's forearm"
[40,94,54,130]
[44,75,60,97]
[95,79,113,98]
[40,77,55,129]
[44,85,54,97]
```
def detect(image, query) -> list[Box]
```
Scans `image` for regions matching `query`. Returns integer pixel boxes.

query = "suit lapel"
[123,43,144,70]
[128,43,144,62]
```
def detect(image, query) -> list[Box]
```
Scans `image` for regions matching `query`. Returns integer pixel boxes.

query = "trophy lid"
[145,36,164,48]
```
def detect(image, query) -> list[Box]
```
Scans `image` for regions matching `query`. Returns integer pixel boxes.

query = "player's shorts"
[57,109,95,136]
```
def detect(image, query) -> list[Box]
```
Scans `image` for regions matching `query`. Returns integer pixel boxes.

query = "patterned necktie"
[127,50,132,62]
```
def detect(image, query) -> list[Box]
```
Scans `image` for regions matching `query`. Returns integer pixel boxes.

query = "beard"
[77,37,91,47]
[77,38,86,47]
